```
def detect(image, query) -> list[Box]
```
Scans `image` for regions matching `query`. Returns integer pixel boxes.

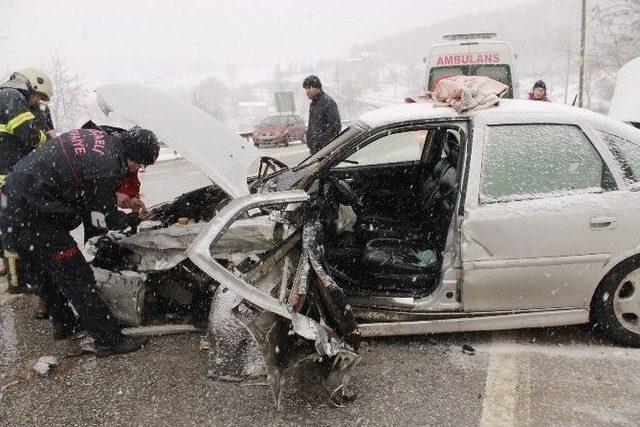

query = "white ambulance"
[424,33,519,98]
[609,57,640,128]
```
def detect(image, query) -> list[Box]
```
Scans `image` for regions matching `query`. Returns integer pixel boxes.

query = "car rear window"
[599,130,640,185]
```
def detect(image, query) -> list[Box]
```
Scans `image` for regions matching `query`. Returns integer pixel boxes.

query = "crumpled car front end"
[187,190,361,406]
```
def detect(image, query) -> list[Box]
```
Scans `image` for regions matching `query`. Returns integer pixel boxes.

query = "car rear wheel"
[592,261,640,347]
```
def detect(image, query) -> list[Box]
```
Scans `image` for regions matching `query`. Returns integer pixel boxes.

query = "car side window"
[334,129,428,168]
[599,130,640,185]
[480,124,615,203]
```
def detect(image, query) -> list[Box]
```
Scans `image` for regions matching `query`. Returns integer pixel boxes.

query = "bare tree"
[46,54,89,131]
[191,77,228,122]
[586,0,640,111]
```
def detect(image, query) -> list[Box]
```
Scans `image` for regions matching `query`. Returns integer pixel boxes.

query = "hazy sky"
[1,0,530,86]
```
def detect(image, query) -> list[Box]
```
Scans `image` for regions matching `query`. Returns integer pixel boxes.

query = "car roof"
[357,99,630,133]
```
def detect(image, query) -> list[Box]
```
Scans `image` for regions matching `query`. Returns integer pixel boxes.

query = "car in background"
[252,114,306,147]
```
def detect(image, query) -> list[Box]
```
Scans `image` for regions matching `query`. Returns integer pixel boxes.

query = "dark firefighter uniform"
[0,129,142,346]
[0,87,48,183]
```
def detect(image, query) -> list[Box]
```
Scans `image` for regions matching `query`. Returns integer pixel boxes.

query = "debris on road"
[199,337,211,351]
[462,344,476,356]
[33,356,58,376]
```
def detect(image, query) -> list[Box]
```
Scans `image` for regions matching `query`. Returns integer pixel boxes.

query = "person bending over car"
[0,127,159,357]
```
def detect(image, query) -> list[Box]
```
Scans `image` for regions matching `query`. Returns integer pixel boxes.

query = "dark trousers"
[1,223,123,345]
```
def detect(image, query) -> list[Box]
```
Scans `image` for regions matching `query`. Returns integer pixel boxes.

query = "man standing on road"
[0,127,159,357]
[303,75,341,154]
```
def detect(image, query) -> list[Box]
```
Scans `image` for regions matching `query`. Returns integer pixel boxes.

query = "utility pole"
[564,46,571,105]
[578,0,587,107]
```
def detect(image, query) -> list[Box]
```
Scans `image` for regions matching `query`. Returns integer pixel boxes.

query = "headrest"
[444,131,459,166]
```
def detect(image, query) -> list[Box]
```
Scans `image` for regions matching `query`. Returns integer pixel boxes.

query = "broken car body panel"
[187,190,355,353]
[187,190,360,403]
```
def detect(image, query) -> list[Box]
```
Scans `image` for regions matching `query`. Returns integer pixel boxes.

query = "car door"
[330,127,429,218]
[460,117,640,311]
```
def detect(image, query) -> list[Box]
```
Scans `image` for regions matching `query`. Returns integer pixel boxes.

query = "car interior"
[309,124,464,297]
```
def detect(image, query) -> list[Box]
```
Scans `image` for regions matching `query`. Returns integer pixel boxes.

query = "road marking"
[479,336,531,426]
[0,292,19,412]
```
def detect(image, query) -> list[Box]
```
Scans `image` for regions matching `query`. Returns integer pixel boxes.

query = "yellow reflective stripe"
[5,111,36,134]
[0,124,8,133]
[0,174,6,183]
[38,130,47,145]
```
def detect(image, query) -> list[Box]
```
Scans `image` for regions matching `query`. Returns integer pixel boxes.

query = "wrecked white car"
[94,84,640,404]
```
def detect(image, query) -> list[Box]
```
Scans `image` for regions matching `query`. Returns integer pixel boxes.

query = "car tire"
[591,258,640,347]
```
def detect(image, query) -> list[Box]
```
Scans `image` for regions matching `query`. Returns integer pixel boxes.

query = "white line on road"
[0,293,19,410]
[479,336,532,426]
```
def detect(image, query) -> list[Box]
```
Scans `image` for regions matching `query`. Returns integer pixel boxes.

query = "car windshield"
[298,125,366,168]
[260,116,289,126]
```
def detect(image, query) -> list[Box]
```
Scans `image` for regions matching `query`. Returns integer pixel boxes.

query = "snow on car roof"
[357,99,616,129]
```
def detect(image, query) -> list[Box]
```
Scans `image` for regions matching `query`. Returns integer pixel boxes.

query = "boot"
[33,296,49,320]
[53,320,78,340]
[95,336,147,358]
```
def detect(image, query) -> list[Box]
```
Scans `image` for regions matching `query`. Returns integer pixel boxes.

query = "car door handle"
[590,215,618,230]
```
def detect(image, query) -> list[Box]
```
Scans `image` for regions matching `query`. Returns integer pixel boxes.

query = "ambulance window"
[475,65,513,98]
[428,66,464,91]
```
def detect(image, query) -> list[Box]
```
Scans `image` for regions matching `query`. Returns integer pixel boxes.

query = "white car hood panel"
[96,84,259,198]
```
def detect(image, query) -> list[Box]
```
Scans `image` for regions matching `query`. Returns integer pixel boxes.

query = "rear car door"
[461,117,640,311]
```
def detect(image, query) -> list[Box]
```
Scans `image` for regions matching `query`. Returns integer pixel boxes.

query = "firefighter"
[0,127,159,356]
[0,68,53,179]
[78,121,150,243]
[0,69,54,278]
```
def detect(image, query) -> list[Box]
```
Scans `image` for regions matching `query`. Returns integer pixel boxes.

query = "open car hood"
[95,84,259,198]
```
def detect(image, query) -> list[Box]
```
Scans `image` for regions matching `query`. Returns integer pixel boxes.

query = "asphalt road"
[3,151,640,426]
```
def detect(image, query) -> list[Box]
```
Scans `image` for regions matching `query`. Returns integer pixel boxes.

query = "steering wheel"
[327,176,362,210]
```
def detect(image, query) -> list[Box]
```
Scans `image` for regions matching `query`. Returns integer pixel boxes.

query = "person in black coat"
[303,75,341,154]
[0,127,159,357]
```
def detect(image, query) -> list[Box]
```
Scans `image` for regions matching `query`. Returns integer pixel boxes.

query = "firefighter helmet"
[15,68,54,101]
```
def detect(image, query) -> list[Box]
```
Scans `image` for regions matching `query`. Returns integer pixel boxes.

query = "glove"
[125,212,142,234]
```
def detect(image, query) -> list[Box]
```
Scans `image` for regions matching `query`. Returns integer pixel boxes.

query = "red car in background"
[252,114,306,147]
